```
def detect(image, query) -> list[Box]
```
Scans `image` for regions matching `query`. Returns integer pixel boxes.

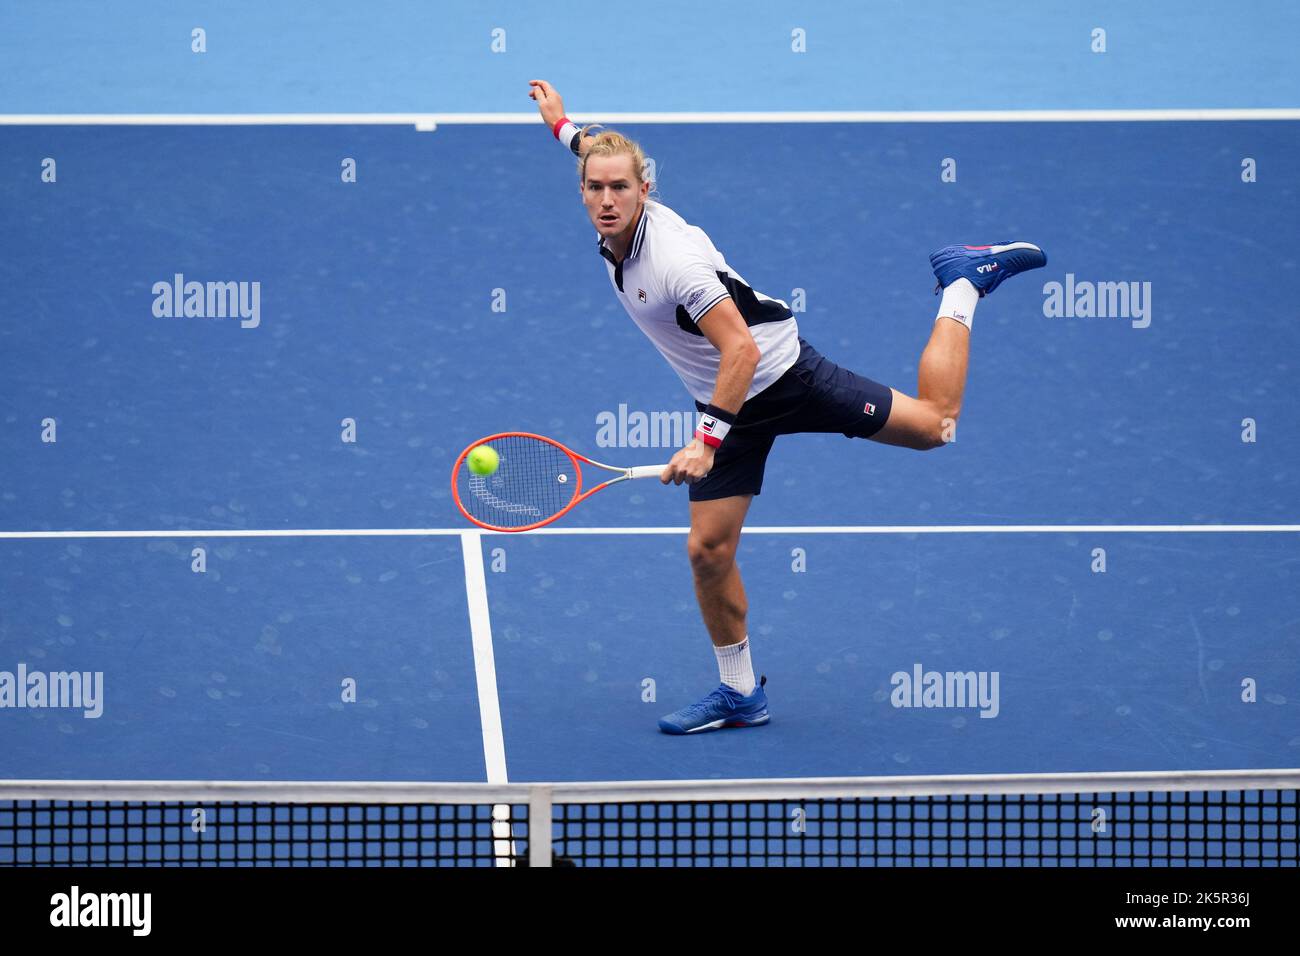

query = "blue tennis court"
[1,3,1297,876]
[2,117,1296,785]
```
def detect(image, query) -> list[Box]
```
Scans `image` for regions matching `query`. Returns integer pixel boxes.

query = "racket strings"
[457,436,580,529]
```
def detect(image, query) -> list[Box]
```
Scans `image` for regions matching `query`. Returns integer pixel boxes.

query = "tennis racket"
[451,432,670,532]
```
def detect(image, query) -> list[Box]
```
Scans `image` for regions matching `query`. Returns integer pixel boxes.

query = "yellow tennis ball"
[468,444,500,476]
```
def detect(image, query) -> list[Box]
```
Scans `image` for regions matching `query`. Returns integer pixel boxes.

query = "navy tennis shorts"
[689,337,894,502]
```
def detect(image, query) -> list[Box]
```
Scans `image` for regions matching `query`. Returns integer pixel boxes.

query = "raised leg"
[872,316,970,450]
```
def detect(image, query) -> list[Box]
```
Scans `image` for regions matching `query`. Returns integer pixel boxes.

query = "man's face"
[582,153,647,241]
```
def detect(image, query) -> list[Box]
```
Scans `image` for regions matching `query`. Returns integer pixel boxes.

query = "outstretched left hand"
[527,79,566,128]
[661,439,715,486]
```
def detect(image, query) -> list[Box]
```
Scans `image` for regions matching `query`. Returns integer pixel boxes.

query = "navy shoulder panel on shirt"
[675,271,794,336]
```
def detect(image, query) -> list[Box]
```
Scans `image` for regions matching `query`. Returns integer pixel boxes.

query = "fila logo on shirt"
[863,403,877,416]
[637,289,647,302]
[976,263,999,274]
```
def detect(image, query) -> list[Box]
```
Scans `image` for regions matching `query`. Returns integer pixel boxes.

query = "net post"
[529,785,553,867]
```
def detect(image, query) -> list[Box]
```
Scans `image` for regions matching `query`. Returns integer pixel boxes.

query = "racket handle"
[627,464,669,480]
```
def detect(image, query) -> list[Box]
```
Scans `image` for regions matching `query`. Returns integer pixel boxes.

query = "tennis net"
[2,770,1297,867]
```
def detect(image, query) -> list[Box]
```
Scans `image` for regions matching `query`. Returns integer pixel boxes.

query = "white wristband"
[695,413,732,448]
[556,121,581,155]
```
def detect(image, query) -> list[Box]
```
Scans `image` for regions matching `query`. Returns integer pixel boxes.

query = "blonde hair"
[578,127,658,198]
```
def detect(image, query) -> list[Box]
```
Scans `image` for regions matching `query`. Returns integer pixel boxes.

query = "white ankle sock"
[715,637,756,695]
[936,278,979,330]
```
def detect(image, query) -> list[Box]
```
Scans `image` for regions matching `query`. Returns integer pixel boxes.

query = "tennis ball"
[467,445,500,476]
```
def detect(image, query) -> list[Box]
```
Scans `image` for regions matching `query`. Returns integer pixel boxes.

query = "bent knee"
[916,430,950,451]
[884,394,960,450]
[916,410,959,450]
[687,535,738,576]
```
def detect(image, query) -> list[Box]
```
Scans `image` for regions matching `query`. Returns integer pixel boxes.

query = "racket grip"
[627,464,669,480]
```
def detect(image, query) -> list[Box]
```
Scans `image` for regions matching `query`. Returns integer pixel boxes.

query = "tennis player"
[528,80,1046,735]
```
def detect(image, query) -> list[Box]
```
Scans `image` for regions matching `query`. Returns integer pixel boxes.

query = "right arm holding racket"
[662,301,759,484]
[449,82,757,532]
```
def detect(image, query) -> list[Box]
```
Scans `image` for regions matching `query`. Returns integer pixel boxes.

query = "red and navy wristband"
[553,116,584,156]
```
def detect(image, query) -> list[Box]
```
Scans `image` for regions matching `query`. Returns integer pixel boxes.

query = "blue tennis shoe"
[930,241,1047,297]
[658,676,769,735]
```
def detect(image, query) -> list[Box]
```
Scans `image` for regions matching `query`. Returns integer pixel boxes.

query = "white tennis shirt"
[597,200,800,405]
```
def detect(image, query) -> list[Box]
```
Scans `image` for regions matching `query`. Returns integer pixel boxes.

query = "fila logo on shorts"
[638,289,647,302]
[864,402,877,416]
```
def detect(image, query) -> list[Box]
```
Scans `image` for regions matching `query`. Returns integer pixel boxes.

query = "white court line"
[458,531,514,866]
[1,109,1298,126]
[1,524,1299,539]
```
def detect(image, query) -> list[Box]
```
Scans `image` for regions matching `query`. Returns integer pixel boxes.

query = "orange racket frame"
[451,431,669,532]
